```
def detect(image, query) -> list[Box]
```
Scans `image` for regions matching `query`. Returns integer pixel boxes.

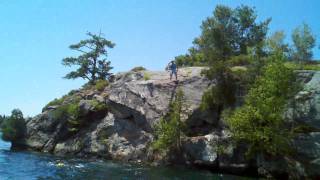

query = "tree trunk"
[91,56,97,83]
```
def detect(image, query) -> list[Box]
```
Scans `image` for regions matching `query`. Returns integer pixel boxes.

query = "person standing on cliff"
[167,61,178,81]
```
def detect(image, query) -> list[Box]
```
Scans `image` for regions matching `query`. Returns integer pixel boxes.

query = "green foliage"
[266,31,289,56]
[229,55,253,66]
[143,72,151,81]
[176,5,270,68]
[1,109,26,142]
[197,5,270,58]
[174,48,206,67]
[284,61,320,71]
[62,32,115,83]
[131,66,146,72]
[44,97,65,110]
[51,105,68,120]
[152,89,184,153]
[291,23,316,62]
[94,79,109,91]
[51,104,76,120]
[0,115,8,126]
[50,99,107,133]
[197,5,270,117]
[90,100,108,111]
[67,103,81,119]
[227,52,299,157]
[50,102,82,132]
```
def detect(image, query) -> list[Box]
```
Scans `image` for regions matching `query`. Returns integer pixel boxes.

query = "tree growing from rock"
[291,23,316,62]
[153,89,185,153]
[227,51,299,157]
[62,32,115,83]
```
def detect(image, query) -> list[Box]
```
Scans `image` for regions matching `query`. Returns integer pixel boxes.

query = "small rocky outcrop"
[19,68,320,178]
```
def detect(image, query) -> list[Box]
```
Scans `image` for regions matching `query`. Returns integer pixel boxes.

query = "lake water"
[0,133,245,180]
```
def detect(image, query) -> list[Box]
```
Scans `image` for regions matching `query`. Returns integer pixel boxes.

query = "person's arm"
[167,62,171,70]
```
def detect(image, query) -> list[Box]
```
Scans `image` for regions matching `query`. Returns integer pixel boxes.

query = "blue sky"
[0,0,319,116]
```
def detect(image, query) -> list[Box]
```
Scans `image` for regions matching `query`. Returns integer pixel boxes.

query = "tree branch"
[84,45,95,50]
[75,49,88,54]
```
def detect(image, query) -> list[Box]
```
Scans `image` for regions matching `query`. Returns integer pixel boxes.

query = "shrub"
[51,104,69,120]
[43,97,65,111]
[1,109,26,142]
[95,79,109,91]
[66,103,81,119]
[152,89,184,153]
[143,72,151,81]
[227,53,300,157]
[90,100,108,111]
[50,102,82,132]
[131,66,146,72]
[50,99,107,133]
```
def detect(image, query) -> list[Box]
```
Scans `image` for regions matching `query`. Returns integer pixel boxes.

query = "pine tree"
[62,32,115,83]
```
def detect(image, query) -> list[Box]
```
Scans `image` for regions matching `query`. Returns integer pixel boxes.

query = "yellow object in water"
[56,162,65,167]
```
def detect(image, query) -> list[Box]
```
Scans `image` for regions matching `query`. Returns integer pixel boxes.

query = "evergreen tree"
[1,109,26,142]
[199,5,270,118]
[62,32,115,83]
[0,115,7,126]
[153,89,185,153]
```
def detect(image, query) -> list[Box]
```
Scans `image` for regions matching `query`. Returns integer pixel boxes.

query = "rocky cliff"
[19,68,320,178]
[23,67,214,161]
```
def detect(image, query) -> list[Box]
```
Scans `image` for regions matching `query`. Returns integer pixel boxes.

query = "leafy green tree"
[291,23,316,62]
[62,32,115,83]
[266,31,289,55]
[1,109,26,142]
[227,52,299,157]
[153,89,184,153]
[174,47,205,67]
[199,5,270,118]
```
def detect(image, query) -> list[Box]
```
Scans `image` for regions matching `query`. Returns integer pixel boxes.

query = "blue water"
[0,134,245,180]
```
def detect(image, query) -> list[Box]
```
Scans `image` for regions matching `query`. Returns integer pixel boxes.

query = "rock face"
[20,68,320,178]
[286,71,320,178]
[24,67,214,162]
